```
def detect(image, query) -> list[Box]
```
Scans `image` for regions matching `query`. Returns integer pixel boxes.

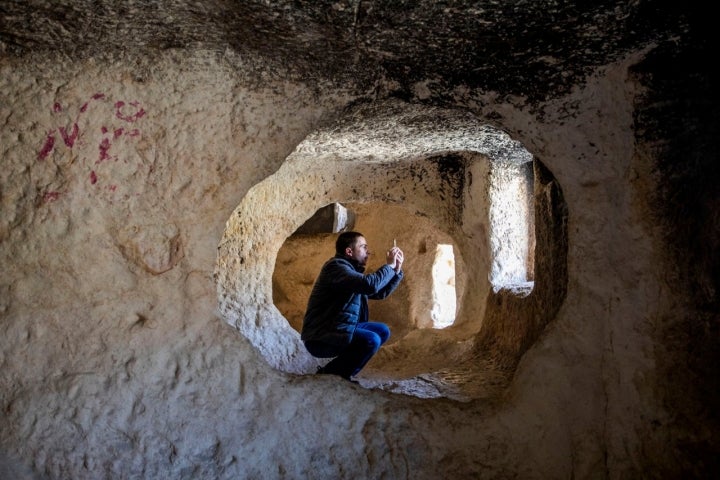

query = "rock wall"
[0,39,716,480]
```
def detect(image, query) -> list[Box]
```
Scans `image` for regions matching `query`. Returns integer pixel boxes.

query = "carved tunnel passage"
[214,100,568,401]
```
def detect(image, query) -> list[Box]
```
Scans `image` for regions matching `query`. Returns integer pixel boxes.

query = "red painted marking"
[38,132,56,160]
[108,185,117,192]
[59,123,79,147]
[98,138,111,162]
[115,101,146,122]
[38,93,144,174]
[42,191,61,202]
[80,93,104,113]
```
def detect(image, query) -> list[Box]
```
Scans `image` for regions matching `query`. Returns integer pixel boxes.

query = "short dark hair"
[336,231,364,255]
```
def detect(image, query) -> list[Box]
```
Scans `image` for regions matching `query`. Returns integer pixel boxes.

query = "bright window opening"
[489,161,535,292]
[431,244,456,328]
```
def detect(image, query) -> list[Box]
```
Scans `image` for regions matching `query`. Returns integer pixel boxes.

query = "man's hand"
[394,248,404,272]
[386,247,404,272]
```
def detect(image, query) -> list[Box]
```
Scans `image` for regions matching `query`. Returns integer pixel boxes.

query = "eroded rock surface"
[1,2,716,479]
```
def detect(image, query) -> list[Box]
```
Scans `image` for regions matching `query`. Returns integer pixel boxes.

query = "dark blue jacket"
[301,255,404,352]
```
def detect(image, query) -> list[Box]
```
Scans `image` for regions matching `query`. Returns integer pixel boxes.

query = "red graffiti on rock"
[36,93,146,192]
[114,101,146,122]
[59,123,79,147]
[38,132,56,160]
[98,138,112,163]
[42,191,62,203]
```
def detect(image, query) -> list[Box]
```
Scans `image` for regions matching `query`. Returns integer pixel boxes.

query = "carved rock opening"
[215,100,567,401]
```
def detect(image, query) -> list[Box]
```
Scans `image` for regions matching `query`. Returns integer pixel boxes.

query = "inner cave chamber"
[214,101,567,401]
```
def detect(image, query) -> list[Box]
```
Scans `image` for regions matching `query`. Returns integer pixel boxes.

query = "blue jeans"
[305,322,390,379]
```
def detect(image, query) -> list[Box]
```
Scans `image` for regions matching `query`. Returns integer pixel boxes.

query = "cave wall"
[0,28,717,480]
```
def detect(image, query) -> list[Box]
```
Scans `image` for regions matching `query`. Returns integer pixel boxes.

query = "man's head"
[336,231,369,267]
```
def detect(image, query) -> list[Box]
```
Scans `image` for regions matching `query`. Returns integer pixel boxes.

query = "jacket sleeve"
[368,269,404,300]
[327,260,401,296]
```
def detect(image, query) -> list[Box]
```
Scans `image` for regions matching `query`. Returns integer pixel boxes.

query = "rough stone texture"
[1,1,717,479]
